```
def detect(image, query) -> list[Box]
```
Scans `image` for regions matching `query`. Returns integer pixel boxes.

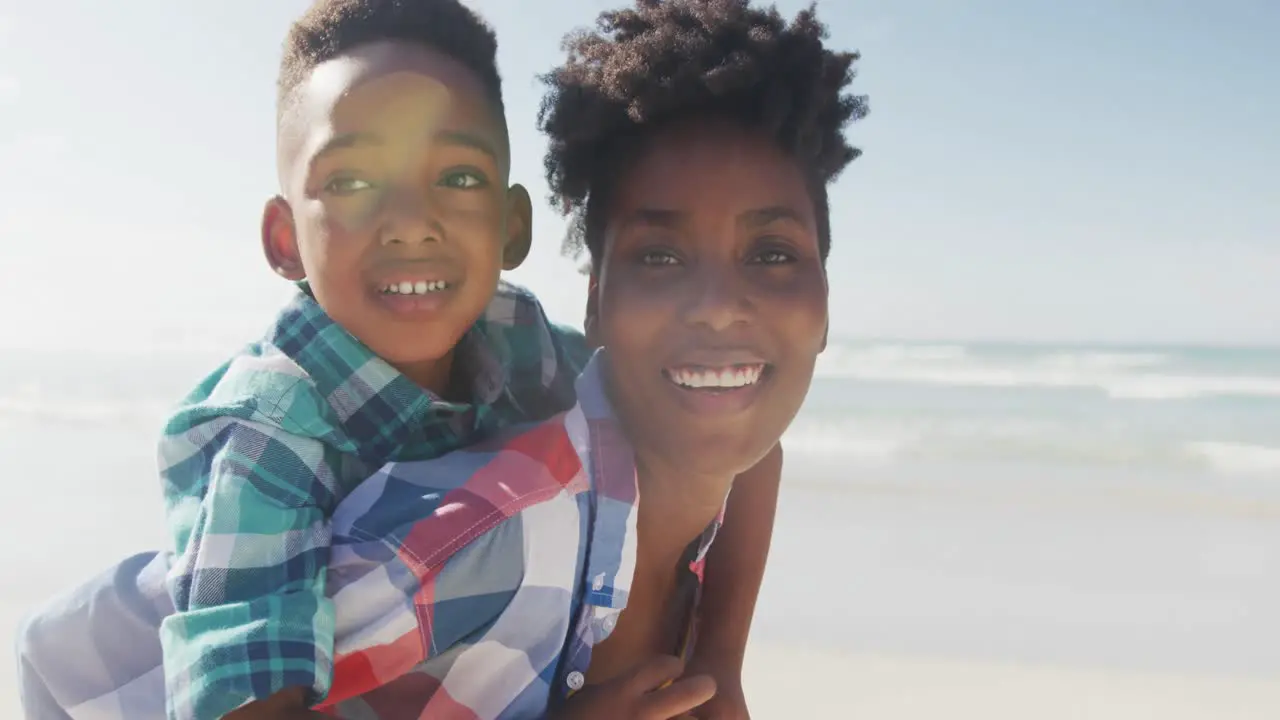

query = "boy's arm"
[160,417,341,720]
[688,442,783,715]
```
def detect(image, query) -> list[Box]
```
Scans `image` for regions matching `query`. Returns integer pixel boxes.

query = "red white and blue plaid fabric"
[16,353,723,719]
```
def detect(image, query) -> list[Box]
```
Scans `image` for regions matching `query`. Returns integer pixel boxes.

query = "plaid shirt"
[16,352,723,720]
[158,280,588,719]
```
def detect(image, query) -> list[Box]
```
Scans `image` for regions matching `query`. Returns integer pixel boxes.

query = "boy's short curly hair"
[538,0,868,266]
[278,0,505,131]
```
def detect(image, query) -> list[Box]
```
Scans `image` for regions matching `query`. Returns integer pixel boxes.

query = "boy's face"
[590,119,829,479]
[266,41,530,390]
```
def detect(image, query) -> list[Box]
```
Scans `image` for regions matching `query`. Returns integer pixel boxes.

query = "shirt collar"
[569,351,722,614]
[563,351,637,611]
[265,284,510,459]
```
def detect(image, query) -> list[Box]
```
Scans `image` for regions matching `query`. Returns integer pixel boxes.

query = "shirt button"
[601,614,617,633]
[566,671,585,691]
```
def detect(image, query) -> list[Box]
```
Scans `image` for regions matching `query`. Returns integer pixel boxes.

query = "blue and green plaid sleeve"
[483,281,591,422]
[549,320,592,373]
[157,364,351,719]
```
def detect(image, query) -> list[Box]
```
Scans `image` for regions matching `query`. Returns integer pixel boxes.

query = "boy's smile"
[369,257,462,317]
[264,41,531,393]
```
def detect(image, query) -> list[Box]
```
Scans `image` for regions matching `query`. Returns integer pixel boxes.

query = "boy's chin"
[363,340,459,388]
[363,336,453,364]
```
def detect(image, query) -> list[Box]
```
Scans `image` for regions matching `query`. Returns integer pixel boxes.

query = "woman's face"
[590,118,829,479]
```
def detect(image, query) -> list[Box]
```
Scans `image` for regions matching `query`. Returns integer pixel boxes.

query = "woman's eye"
[754,249,795,265]
[324,177,374,195]
[640,250,681,266]
[440,170,487,189]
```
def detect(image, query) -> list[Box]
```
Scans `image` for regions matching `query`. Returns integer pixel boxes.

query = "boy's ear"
[501,183,533,271]
[262,196,306,281]
[584,273,601,350]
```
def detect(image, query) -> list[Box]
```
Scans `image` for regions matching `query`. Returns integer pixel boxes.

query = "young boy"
[158,2,571,716]
[16,1,797,719]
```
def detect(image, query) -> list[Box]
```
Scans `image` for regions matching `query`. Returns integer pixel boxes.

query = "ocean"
[5,340,1279,480]
[2,339,1278,715]
[790,341,1280,490]
[2,338,1277,559]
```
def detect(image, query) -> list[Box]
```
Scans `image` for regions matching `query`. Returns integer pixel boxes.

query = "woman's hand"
[554,655,716,720]
[683,655,749,719]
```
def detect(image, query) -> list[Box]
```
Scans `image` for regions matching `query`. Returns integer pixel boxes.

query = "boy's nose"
[381,222,443,245]
[379,187,443,245]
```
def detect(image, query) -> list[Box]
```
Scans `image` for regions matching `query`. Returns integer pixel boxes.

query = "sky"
[0,0,1277,353]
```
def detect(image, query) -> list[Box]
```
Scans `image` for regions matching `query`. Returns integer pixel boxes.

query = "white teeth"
[381,280,451,295]
[668,365,764,389]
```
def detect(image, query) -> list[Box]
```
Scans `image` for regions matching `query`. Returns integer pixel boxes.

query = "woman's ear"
[584,273,601,350]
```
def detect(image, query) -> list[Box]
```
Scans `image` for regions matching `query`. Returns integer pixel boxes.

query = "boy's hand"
[555,655,716,719]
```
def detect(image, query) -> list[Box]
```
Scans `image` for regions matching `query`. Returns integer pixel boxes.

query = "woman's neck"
[633,455,735,563]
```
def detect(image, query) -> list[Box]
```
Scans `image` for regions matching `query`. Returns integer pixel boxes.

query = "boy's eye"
[439,170,487,189]
[639,250,681,266]
[324,177,374,195]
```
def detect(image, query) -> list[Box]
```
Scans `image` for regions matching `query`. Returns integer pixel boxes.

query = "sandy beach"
[742,645,1280,719]
[7,634,1278,719]
[5,466,1278,718]
[747,475,1280,719]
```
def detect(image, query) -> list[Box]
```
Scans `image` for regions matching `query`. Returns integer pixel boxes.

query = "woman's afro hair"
[538,0,868,265]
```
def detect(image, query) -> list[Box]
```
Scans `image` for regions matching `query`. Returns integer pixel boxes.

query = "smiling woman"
[534,1,868,708]
[537,0,867,488]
